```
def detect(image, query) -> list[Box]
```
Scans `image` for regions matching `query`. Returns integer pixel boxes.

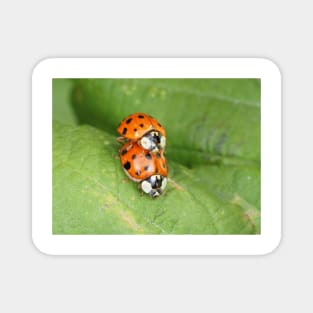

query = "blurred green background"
[52,78,260,234]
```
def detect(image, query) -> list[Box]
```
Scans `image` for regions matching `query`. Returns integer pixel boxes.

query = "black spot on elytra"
[138,115,145,118]
[144,165,150,171]
[132,154,137,160]
[122,127,127,135]
[156,152,161,159]
[121,149,127,156]
[145,153,152,160]
[124,161,131,170]
[126,118,132,124]
[134,128,137,132]
[140,124,144,128]
[136,170,141,176]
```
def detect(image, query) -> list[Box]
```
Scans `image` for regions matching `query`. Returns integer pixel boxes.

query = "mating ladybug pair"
[117,113,168,198]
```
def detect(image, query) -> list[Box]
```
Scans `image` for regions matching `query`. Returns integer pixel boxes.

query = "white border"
[32,58,281,255]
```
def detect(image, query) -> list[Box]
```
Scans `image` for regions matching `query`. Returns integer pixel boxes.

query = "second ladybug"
[117,112,166,153]
[119,141,168,198]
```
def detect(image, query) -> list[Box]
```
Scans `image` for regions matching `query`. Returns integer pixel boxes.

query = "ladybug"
[119,141,168,197]
[117,112,166,153]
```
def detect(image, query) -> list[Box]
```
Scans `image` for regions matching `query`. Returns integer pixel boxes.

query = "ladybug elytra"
[117,112,166,153]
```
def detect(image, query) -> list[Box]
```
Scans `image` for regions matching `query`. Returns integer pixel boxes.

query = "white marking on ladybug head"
[141,180,152,194]
[161,177,167,191]
[160,136,166,149]
[140,136,151,150]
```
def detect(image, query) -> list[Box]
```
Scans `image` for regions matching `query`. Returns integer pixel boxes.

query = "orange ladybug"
[119,141,168,197]
[117,112,166,153]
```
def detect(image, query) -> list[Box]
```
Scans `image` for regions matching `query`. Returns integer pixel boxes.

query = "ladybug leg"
[168,177,184,191]
[116,136,127,143]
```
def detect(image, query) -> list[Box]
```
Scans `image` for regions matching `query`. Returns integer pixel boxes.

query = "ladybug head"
[139,130,166,153]
[140,175,167,197]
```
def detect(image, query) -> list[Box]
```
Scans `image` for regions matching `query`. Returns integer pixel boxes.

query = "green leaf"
[52,79,77,125]
[53,121,260,234]
[71,79,260,167]
[53,78,260,234]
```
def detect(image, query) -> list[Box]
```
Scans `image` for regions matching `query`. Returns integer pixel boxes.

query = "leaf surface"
[52,79,77,125]
[53,121,260,234]
[71,79,260,167]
